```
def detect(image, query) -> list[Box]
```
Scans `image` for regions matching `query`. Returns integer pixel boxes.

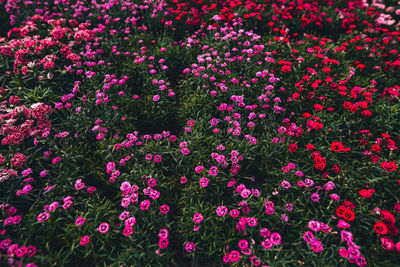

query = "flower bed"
[0,0,399,266]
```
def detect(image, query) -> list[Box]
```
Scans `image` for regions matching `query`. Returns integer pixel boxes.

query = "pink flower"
[140,200,150,210]
[181,148,190,155]
[125,217,136,227]
[337,219,350,229]
[52,157,61,164]
[216,206,228,216]
[123,227,133,236]
[160,204,170,214]
[310,193,320,202]
[310,240,323,252]
[308,220,321,231]
[229,250,241,262]
[180,176,187,184]
[158,229,169,239]
[80,236,90,246]
[238,239,248,250]
[208,166,218,176]
[185,242,196,253]
[339,247,348,258]
[281,180,291,189]
[74,179,85,190]
[261,238,273,249]
[199,177,209,188]
[153,155,162,163]
[230,209,240,218]
[37,212,50,222]
[158,238,169,249]
[195,165,204,173]
[193,213,203,223]
[303,231,315,243]
[75,216,86,226]
[98,222,109,234]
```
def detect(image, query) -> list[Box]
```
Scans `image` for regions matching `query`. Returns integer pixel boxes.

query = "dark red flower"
[332,164,340,173]
[388,225,399,236]
[343,201,356,210]
[289,143,298,152]
[381,210,396,225]
[343,209,355,221]
[371,155,380,163]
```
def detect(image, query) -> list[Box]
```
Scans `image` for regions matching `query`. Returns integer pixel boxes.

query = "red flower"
[374,221,388,235]
[357,64,366,70]
[314,162,326,170]
[361,110,372,117]
[388,225,399,236]
[336,205,347,218]
[358,189,374,198]
[371,155,379,163]
[281,65,291,72]
[381,161,398,172]
[394,202,400,213]
[306,144,315,150]
[331,141,344,152]
[314,104,323,111]
[371,144,381,153]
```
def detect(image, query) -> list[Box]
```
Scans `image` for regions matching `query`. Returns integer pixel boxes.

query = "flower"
[381,161,397,172]
[185,242,196,253]
[158,238,169,249]
[98,222,109,234]
[75,216,86,226]
[216,206,228,216]
[80,236,90,246]
[37,212,50,222]
[374,221,388,235]
[193,213,203,223]
[199,177,209,188]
